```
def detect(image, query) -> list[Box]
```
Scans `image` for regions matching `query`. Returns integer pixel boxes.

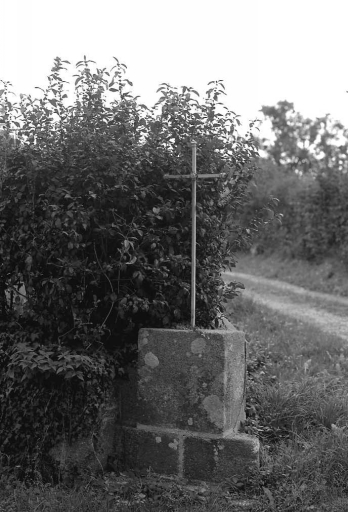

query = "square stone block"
[135,328,246,434]
[120,426,180,475]
[183,433,259,482]
[115,426,259,483]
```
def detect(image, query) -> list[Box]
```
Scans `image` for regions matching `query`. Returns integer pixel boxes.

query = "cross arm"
[196,173,226,179]
[163,174,191,179]
[164,173,226,179]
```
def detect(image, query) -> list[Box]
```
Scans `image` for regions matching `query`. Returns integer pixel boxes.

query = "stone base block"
[184,432,259,482]
[116,425,259,483]
[124,328,247,435]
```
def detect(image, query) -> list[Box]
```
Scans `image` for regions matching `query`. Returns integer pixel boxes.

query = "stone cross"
[164,141,225,328]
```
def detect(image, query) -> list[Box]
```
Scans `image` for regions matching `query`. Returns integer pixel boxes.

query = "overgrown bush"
[0,57,262,471]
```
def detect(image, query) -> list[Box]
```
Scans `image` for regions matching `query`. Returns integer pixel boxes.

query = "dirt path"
[223,271,348,341]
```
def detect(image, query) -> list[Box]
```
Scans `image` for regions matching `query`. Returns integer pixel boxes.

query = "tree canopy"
[261,100,348,174]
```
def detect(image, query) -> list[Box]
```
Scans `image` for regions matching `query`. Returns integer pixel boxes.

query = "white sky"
[2,0,348,134]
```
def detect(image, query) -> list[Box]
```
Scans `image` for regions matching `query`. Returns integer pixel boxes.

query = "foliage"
[0,331,113,479]
[0,57,261,471]
[243,101,348,262]
[260,100,348,174]
[253,161,348,261]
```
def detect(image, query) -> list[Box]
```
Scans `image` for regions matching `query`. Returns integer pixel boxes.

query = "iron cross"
[164,141,225,328]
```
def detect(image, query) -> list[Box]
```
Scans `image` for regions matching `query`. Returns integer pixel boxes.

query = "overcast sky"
[2,0,348,132]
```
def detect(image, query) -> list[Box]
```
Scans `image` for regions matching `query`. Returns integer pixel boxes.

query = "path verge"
[223,271,348,341]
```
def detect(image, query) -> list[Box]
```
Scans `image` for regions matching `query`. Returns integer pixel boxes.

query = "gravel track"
[223,271,348,341]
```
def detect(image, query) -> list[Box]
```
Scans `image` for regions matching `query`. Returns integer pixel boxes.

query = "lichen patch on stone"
[213,444,219,463]
[191,337,206,354]
[139,337,148,349]
[168,439,179,450]
[144,352,159,368]
[138,365,151,379]
[202,395,224,429]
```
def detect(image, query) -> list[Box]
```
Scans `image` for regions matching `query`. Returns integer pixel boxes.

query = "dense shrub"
[0,57,261,470]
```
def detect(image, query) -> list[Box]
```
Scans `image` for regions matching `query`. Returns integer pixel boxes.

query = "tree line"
[245,100,348,263]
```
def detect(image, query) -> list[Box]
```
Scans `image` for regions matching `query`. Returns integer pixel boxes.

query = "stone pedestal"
[117,328,259,482]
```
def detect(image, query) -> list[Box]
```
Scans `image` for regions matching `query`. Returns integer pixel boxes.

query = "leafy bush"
[0,57,262,470]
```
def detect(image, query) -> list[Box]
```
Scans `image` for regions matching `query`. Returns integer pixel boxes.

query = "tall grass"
[229,295,348,511]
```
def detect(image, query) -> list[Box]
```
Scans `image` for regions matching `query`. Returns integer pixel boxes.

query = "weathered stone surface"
[120,426,180,475]
[50,325,257,484]
[135,328,246,434]
[183,433,259,482]
[117,425,259,482]
[114,327,259,484]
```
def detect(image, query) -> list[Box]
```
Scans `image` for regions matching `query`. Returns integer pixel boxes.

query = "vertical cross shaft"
[164,141,224,328]
[190,141,197,327]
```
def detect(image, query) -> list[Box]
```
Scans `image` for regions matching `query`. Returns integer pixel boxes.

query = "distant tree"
[260,100,348,174]
[246,101,348,261]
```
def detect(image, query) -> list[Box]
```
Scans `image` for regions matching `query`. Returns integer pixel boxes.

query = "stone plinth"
[117,328,259,482]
